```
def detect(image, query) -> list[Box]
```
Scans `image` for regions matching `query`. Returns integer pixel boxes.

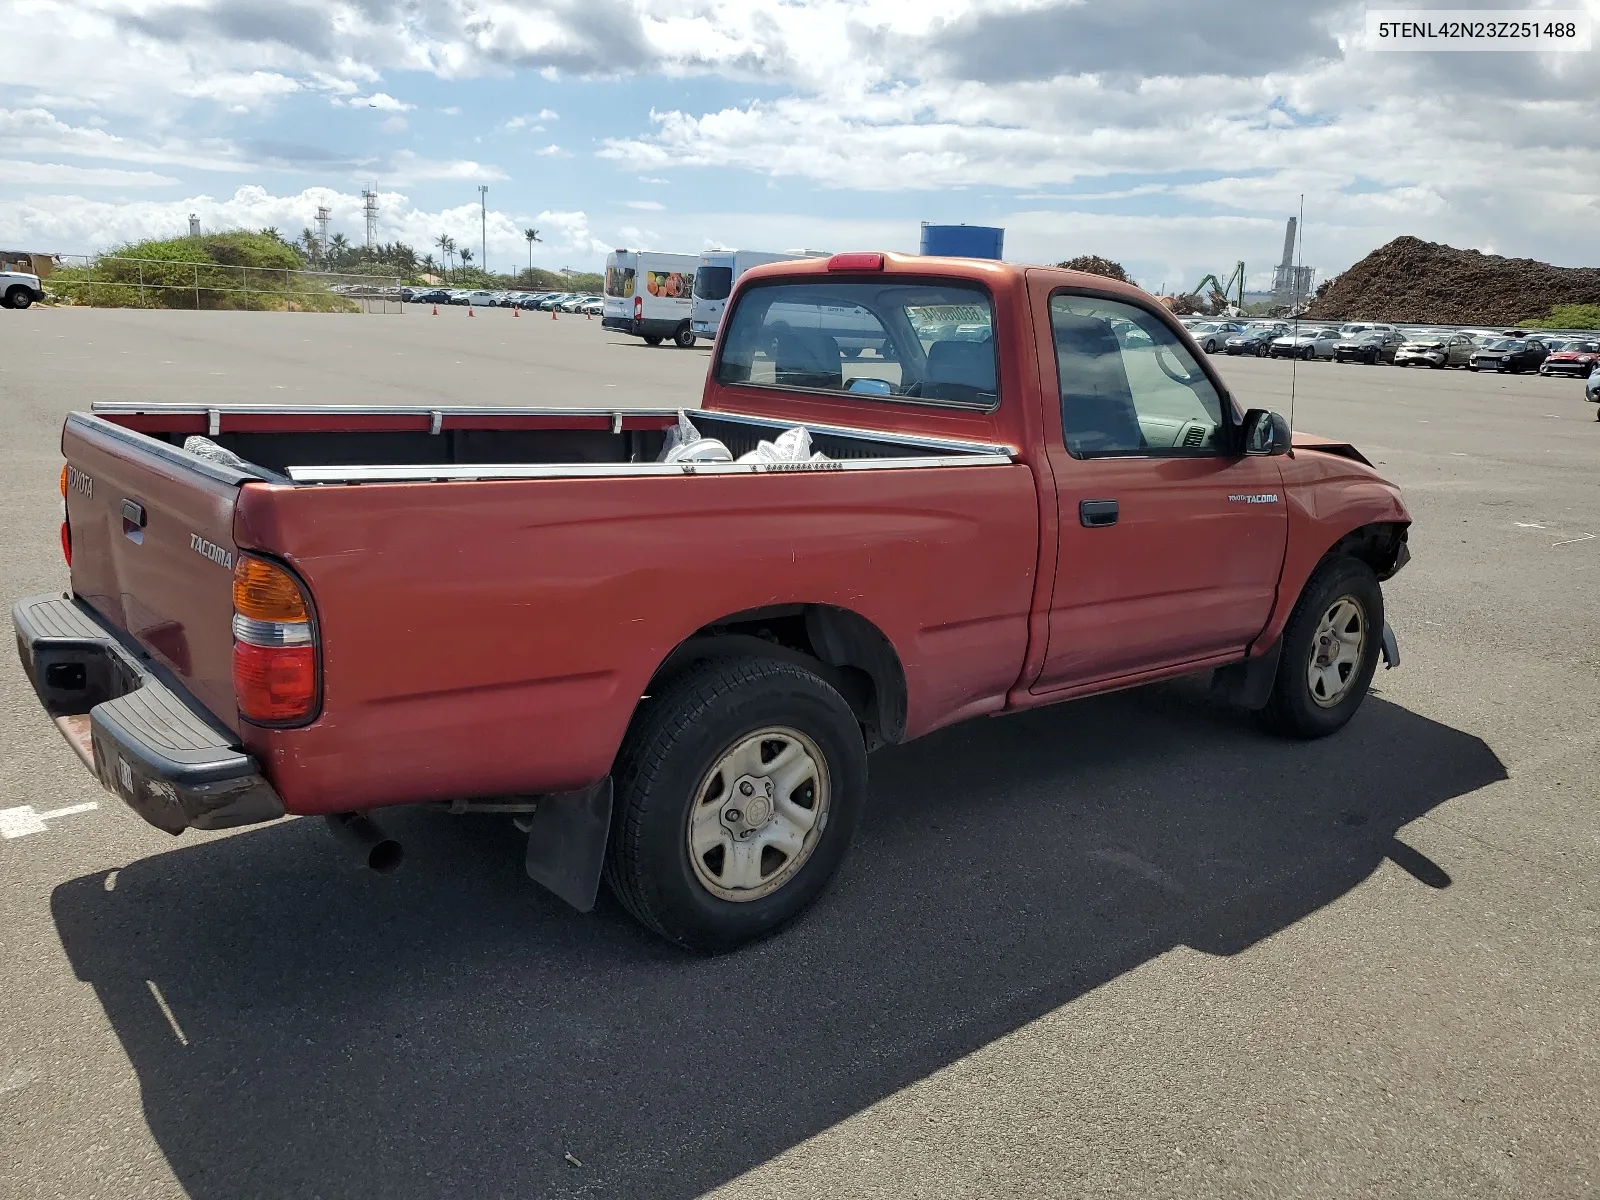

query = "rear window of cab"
[715,280,999,409]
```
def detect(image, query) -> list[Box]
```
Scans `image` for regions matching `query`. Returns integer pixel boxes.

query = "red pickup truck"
[15,253,1410,950]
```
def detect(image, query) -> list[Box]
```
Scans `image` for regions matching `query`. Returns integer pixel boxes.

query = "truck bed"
[63,403,1038,816]
[90,403,1014,482]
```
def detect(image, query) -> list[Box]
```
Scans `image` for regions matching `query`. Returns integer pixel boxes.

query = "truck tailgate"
[63,415,246,733]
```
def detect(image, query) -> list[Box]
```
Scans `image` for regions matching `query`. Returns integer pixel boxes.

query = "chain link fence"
[45,255,404,313]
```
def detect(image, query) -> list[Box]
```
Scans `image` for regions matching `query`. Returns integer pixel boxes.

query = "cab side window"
[1050,294,1226,457]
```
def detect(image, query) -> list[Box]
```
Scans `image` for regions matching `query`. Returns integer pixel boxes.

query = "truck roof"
[735,250,1155,306]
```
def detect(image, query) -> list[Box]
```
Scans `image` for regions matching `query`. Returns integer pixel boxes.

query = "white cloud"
[440,106,462,116]
[344,92,413,112]
[534,144,570,157]
[623,200,664,210]
[0,184,614,263]
[0,159,179,187]
[381,115,408,133]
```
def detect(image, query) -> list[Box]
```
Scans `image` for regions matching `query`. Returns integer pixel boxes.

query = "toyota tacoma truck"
[14,252,1410,951]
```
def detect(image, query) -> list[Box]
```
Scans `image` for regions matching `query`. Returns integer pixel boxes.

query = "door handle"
[121,499,147,528]
[1079,499,1119,528]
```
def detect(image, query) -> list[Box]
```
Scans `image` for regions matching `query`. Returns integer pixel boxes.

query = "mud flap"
[1210,638,1283,711]
[1380,622,1400,669]
[522,779,613,913]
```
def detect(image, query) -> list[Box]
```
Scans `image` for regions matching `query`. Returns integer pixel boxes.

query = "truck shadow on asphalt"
[52,682,1506,1200]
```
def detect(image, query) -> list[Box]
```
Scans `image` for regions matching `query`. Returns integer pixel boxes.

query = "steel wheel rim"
[686,726,831,902]
[1307,594,1366,708]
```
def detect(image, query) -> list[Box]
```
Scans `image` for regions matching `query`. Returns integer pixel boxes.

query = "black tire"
[605,657,868,952]
[1258,556,1384,740]
[673,324,696,349]
[6,288,32,310]
[1256,344,1268,357]
[643,335,664,346]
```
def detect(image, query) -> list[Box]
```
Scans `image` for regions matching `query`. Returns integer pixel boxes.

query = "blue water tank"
[919,223,1004,260]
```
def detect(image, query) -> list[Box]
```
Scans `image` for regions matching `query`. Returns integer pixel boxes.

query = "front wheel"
[1256,343,1268,357]
[1257,556,1384,740]
[643,335,664,346]
[6,288,33,310]
[674,325,696,349]
[605,657,868,952]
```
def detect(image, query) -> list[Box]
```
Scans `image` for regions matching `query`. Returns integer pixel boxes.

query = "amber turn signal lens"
[60,464,68,498]
[233,556,309,622]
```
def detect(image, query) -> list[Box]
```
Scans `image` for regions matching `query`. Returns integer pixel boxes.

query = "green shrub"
[1522,303,1600,329]
[49,231,360,312]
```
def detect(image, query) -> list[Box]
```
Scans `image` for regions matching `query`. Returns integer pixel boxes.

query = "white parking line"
[145,980,190,1047]
[0,802,99,839]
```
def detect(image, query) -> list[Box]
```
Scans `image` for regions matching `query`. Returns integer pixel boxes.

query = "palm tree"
[327,233,350,270]
[421,253,437,279]
[523,227,541,275]
[435,233,455,281]
[299,227,320,267]
[459,247,474,277]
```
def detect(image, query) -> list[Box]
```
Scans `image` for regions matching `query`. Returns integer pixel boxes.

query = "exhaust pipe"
[324,812,404,874]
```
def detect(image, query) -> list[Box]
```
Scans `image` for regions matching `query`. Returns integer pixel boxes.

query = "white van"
[601,249,701,346]
[691,249,829,341]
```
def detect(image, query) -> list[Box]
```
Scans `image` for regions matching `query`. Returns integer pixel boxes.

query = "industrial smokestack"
[1279,217,1297,269]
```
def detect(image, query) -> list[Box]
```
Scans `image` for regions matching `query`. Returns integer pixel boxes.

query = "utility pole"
[362,189,378,248]
[478,184,488,276]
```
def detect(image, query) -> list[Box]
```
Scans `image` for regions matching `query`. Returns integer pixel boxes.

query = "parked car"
[1394,332,1475,369]
[1469,338,1548,373]
[1337,322,1399,338]
[1271,328,1342,360]
[1188,321,1244,353]
[19,251,1412,952]
[558,295,590,313]
[538,293,575,311]
[444,290,473,305]
[2,266,44,309]
[577,296,604,316]
[1224,323,1288,356]
[515,293,553,309]
[1586,365,1600,416]
[1334,330,1405,364]
[1538,339,1600,377]
[411,288,452,305]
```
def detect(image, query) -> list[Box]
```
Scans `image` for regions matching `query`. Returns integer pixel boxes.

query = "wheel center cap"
[744,795,773,826]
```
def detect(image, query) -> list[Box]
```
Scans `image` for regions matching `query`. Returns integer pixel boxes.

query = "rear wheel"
[643,335,664,346]
[1258,556,1383,740]
[674,324,696,349]
[605,657,868,952]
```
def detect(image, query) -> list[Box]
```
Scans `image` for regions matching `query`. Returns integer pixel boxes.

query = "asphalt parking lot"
[2,306,1597,1200]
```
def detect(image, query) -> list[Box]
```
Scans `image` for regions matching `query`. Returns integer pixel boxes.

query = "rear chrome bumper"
[12,594,284,834]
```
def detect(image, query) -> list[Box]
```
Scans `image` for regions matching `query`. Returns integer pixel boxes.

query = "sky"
[0,0,1596,290]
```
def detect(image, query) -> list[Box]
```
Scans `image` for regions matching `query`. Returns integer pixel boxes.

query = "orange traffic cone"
[586,311,592,321]
[432,305,438,316]
[468,306,475,318]
[550,307,557,320]
[513,305,519,317]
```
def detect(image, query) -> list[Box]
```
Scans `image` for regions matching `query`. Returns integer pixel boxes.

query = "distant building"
[0,250,52,279]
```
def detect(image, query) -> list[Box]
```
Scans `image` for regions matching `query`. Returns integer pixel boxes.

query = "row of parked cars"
[402,287,604,315]
[1181,318,1600,377]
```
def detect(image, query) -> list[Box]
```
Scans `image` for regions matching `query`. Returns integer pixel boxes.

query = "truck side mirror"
[1242,409,1291,456]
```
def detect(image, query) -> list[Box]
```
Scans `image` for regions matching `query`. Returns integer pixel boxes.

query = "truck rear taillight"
[231,555,320,725]
[59,464,71,566]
